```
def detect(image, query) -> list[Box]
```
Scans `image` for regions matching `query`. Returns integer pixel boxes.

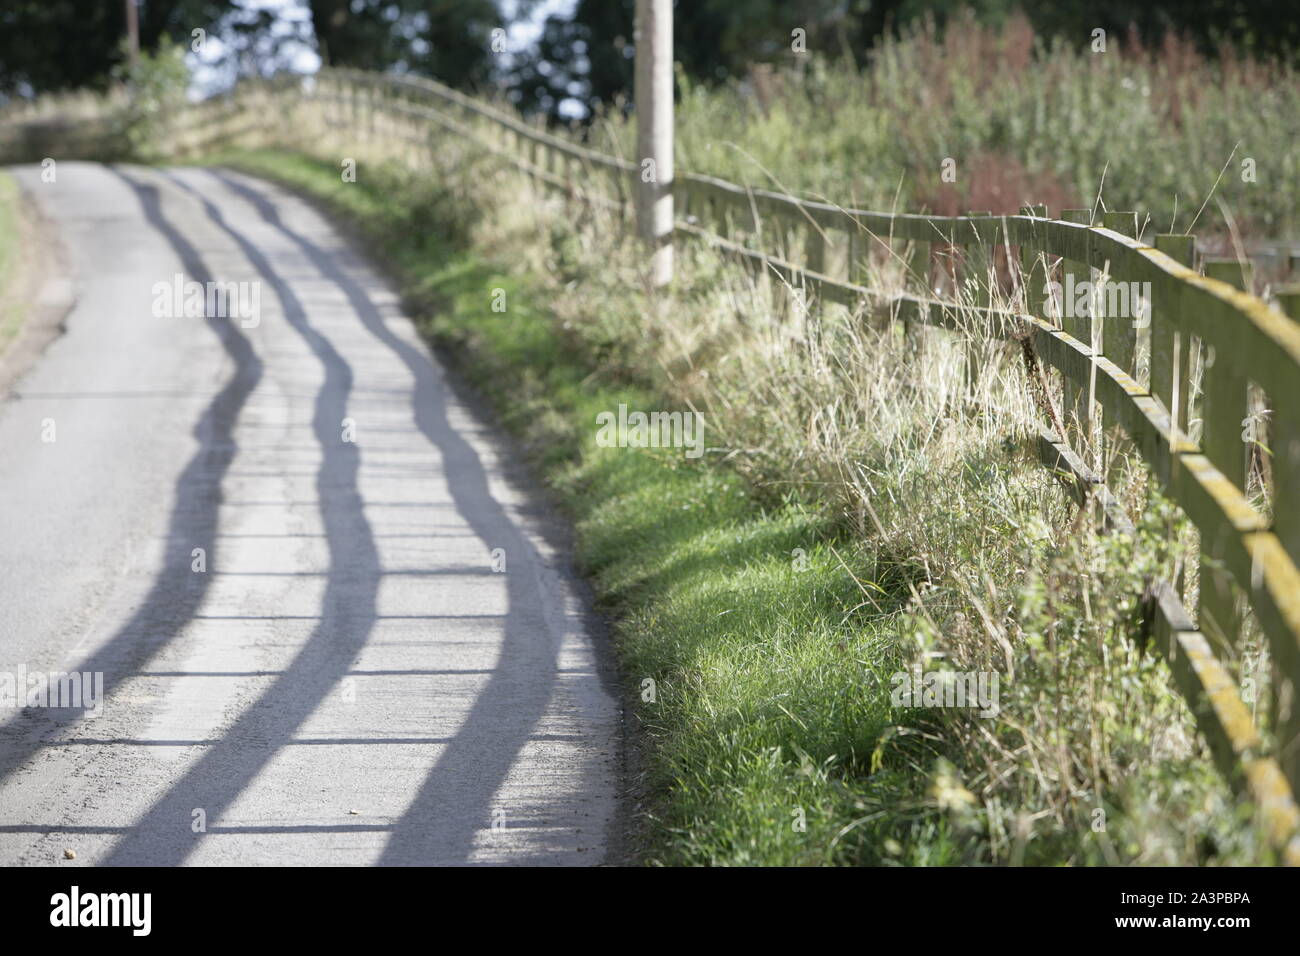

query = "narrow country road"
[0,162,621,866]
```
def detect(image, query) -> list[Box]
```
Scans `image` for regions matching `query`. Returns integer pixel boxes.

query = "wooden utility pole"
[634,0,673,287]
[124,0,140,71]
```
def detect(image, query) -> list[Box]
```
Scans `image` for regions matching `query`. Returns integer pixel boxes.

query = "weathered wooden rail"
[46,67,1300,861]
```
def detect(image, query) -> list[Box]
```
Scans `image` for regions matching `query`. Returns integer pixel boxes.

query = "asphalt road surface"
[0,162,621,866]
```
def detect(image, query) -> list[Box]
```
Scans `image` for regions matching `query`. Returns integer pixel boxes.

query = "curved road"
[0,162,621,866]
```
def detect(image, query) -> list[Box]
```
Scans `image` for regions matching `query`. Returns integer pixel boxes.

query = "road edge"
[0,168,78,400]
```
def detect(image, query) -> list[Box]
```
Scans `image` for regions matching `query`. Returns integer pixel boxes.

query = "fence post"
[1151,234,1196,440]
[1019,204,1048,318]
[1101,210,1139,380]
[907,237,929,293]
[1273,288,1300,788]
[1200,259,1253,491]
[634,0,674,288]
[963,212,993,400]
[1197,259,1253,654]
[804,220,826,276]
[847,230,867,285]
[1058,209,1093,437]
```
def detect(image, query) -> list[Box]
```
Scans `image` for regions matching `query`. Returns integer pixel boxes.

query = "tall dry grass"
[588,12,1300,242]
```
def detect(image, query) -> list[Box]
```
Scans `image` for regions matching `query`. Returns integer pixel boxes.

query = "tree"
[308,0,504,91]
[0,0,230,97]
[504,0,911,120]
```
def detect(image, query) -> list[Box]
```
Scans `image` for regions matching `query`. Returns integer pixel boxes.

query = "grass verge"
[0,171,25,354]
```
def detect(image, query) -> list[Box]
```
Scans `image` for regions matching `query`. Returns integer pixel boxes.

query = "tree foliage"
[308,0,503,90]
[0,0,228,96]
[508,0,1300,120]
[2,1,1295,113]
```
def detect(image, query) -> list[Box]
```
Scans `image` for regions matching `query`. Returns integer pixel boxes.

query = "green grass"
[0,170,24,353]
[203,148,1272,866]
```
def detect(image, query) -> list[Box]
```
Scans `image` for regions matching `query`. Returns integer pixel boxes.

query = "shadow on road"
[101,166,382,865]
[207,169,564,865]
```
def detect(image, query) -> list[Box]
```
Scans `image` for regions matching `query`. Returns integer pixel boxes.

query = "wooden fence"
[26,67,1300,862]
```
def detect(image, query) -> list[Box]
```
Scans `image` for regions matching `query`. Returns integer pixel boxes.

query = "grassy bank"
[0,171,25,353]
[204,140,1274,865]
